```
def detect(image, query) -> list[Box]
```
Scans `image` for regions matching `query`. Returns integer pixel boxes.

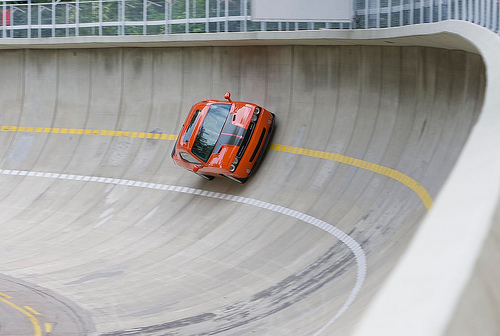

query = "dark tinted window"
[183,109,201,143]
[180,151,201,164]
[192,104,231,162]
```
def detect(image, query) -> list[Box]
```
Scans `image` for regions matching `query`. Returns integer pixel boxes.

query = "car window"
[183,109,201,143]
[180,151,201,164]
[192,103,231,162]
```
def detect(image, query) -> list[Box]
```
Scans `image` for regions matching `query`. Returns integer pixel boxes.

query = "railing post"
[185,0,189,33]
[482,0,487,27]
[475,0,479,23]
[481,0,484,24]
[165,0,169,34]
[468,0,472,22]
[28,0,31,38]
[224,0,228,32]
[65,3,68,37]
[387,0,391,27]
[486,0,491,29]
[216,0,219,32]
[99,0,103,36]
[143,0,147,35]
[430,0,434,22]
[400,0,403,26]
[205,0,209,33]
[52,0,55,37]
[365,0,368,28]
[494,0,499,32]
[242,0,247,32]
[121,0,125,35]
[37,3,41,37]
[75,0,79,36]
[421,0,425,23]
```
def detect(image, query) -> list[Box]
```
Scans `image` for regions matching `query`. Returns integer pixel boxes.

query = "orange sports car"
[171,92,275,183]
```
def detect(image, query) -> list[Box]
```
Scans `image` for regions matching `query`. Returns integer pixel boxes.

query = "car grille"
[250,128,267,163]
[236,121,255,158]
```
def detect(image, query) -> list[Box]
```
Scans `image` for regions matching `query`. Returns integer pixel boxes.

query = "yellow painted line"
[0,126,179,141]
[270,144,433,210]
[0,296,42,336]
[24,305,41,315]
[0,291,12,299]
[0,125,432,209]
[45,322,53,333]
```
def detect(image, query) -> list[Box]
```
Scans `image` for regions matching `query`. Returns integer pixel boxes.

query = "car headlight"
[229,156,239,172]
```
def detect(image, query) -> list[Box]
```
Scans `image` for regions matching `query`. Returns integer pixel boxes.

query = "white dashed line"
[0,170,367,333]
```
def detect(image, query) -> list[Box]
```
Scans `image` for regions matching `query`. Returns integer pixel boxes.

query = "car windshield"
[192,103,231,162]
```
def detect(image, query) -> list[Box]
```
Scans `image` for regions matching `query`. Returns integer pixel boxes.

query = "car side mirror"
[224,92,232,102]
[192,165,202,173]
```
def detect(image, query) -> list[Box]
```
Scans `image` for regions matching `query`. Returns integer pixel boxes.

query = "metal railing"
[356,0,499,31]
[0,0,351,38]
[0,0,499,39]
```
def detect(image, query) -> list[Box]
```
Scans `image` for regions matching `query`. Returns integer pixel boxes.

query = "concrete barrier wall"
[354,22,500,336]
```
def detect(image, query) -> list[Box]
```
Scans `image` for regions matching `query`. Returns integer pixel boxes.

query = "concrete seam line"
[0,168,367,334]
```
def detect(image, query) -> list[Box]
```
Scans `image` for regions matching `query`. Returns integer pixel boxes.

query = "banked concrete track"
[0,23,493,335]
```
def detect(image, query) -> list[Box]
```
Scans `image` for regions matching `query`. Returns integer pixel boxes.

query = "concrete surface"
[0,22,496,336]
[356,22,500,336]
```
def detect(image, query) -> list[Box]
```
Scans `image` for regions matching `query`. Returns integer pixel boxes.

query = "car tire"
[235,177,247,184]
[223,175,247,184]
[196,173,215,180]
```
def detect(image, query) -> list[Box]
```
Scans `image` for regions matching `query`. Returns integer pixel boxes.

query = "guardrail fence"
[0,0,499,38]
[357,0,499,31]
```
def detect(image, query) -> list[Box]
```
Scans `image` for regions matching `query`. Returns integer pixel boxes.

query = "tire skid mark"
[0,168,367,335]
